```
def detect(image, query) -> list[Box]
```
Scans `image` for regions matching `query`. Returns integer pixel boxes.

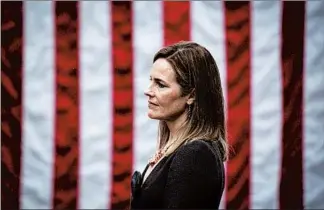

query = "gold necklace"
[148,149,163,166]
[148,140,176,166]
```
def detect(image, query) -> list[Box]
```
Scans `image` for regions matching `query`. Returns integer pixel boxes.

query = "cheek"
[157,91,178,106]
[170,91,180,99]
[160,92,186,112]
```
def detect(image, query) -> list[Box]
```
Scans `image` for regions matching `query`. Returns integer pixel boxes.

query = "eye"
[157,82,166,88]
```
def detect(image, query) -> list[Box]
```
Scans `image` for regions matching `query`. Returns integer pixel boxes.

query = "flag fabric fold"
[1,1,324,209]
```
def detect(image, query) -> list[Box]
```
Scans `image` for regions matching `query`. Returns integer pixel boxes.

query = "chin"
[148,113,157,119]
[147,111,161,120]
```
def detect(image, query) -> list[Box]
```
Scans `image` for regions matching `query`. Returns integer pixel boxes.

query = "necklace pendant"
[148,150,163,166]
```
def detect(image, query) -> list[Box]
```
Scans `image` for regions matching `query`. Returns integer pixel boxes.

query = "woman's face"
[144,58,189,121]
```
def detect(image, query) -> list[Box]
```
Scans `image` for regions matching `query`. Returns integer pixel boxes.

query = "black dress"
[130,139,225,209]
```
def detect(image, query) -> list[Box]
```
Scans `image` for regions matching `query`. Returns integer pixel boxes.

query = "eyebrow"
[150,76,167,84]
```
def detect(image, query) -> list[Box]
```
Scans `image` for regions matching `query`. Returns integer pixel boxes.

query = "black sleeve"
[163,141,223,209]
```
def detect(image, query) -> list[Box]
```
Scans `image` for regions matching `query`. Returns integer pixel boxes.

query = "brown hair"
[153,41,228,161]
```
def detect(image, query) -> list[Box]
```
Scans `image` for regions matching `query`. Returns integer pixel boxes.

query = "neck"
[166,111,188,142]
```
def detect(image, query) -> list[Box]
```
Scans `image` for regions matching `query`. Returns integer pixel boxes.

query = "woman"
[130,41,228,209]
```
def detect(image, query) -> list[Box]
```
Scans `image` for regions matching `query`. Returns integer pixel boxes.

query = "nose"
[144,85,154,97]
[144,89,153,97]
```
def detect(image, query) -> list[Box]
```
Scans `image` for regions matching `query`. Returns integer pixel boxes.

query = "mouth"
[148,101,158,106]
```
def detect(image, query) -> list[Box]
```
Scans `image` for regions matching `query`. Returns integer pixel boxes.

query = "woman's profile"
[130,41,228,209]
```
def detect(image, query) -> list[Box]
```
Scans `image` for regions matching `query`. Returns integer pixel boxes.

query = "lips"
[148,101,158,106]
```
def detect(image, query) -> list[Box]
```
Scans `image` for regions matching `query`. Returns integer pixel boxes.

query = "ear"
[187,98,194,105]
[186,89,195,105]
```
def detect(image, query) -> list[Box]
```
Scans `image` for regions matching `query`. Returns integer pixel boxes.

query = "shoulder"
[181,139,210,150]
[175,139,219,158]
[170,139,222,169]
[166,139,225,190]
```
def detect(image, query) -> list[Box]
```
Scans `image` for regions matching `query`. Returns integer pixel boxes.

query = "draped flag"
[2,1,324,209]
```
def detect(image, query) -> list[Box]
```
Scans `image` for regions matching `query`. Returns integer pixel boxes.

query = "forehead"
[150,58,176,82]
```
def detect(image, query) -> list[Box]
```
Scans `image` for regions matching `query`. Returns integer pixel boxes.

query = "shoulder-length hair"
[153,41,228,161]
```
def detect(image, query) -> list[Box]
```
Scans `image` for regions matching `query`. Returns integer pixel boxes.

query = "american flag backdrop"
[1,1,324,209]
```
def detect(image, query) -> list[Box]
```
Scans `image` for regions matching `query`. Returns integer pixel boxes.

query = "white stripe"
[133,1,163,173]
[79,2,112,208]
[191,2,227,209]
[304,1,324,208]
[21,2,55,208]
[251,1,281,209]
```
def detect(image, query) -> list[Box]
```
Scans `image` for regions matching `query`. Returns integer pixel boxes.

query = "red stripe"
[163,1,190,45]
[110,2,134,209]
[279,2,305,209]
[223,2,251,209]
[1,2,23,209]
[52,2,80,209]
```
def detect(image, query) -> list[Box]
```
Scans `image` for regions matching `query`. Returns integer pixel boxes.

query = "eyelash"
[150,78,166,88]
[157,82,166,88]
